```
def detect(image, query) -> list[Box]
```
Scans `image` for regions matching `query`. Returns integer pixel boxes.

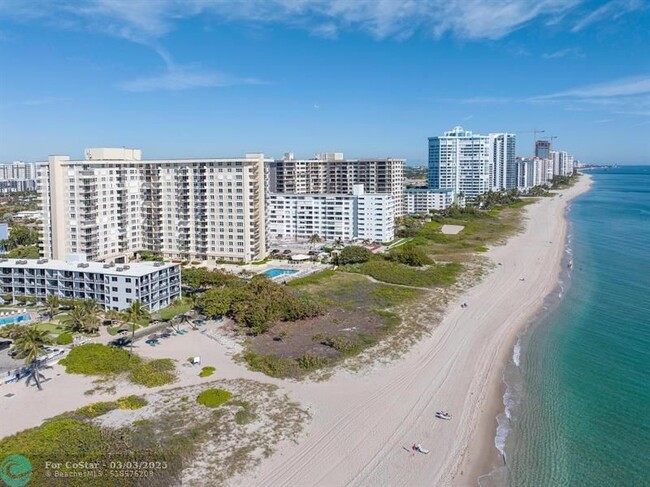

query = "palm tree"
[64,305,90,334]
[81,299,100,316]
[104,309,121,327]
[123,301,150,359]
[308,233,322,250]
[44,294,60,321]
[83,314,100,334]
[13,328,52,391]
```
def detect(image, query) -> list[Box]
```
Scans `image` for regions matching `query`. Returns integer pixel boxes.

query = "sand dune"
[236,176,592,487]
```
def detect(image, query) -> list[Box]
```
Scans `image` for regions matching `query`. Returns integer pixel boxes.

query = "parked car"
[283,250,292,254]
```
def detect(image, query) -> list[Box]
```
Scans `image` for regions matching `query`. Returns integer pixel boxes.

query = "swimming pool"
[0,314,30,327]
[264,268,299,279]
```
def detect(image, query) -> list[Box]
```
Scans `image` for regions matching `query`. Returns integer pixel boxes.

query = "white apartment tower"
[428,127,492,200]
[268,152,405,216]
[267,184,394,243]
[39,148,269,264]
[489,133,517,190]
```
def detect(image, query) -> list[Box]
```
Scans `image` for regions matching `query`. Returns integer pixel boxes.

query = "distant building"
[0,258,181,311]
[490,133,517,190]
[267,184,394,243]
[404,188,455,214]
[550,150,574,177]
[0,162,38,181]
[428,126,492,200]
[268,152,405,216]
[535,140,552,159]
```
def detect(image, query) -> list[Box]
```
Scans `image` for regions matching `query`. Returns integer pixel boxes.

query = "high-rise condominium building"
[428,126,492,200]
[268,152,405,216]
[535,140,552,159]
[267,184,394,243]
[550,150,574,177]
[38,148,269,264]
[0,161,38,181]
[490,133,517,190]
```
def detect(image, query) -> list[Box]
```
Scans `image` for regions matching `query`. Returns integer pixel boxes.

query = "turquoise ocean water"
[482,166,650,487]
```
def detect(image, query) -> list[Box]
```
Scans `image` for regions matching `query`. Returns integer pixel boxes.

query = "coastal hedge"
[199,366,216,378]
[75,401,118,418]
[116,395,148,410]
[59,343,136,375]
[129,359,176,388]
[59,344,176,387]
[353,260,462,288]
[56,332,73,345]
[196,388,232,408]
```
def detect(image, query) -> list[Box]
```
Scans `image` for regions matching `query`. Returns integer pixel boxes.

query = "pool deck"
[194,260,331,282]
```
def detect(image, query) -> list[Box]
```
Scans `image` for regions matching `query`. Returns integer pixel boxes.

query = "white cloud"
[572,0,644,32]
[0,0,585,42]
[591,118,613,123]
[119,64,262,92]
[542,47,584,59]
[539,75,650,98]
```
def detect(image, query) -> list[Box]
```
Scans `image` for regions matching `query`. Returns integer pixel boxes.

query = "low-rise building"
[267,184,394,243]
[0,258,181,311]
[404,188,455,214]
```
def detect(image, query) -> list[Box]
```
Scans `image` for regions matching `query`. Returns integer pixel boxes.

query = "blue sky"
[0,0,649,165]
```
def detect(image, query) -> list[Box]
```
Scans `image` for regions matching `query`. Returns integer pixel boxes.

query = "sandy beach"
[0,176,592,486]
[233,175,593,486]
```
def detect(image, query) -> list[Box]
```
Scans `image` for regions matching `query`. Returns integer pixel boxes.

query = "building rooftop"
[0,258,178,277]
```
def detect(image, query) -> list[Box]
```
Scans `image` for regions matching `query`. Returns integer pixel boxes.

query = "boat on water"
[435,411,452,420]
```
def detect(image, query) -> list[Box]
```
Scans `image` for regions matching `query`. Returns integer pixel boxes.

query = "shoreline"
[234,175,595,487]
[465,175,594,486]
[0,176,595,487]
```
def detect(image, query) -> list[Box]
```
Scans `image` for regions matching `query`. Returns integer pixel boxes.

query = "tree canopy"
[337,246,372,265]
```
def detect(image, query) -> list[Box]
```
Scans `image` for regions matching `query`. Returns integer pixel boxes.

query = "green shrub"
[387,244,433,267]
[129,359,176,388]
[75,401,117,418]
[297,354,327,370]
[116,395,148,410]
[196,388,232,408]
[59,343,136,375]
[235,406,257,425]
[337,246,372,265]
[242,351,300,378]
[56,332,73,345]
[199,366,216,378]
[352,260,462,288]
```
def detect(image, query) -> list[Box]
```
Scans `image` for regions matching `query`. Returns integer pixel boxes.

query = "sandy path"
[235,177,592,487]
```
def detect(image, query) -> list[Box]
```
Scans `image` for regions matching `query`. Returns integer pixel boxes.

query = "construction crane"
[514,129,546,155]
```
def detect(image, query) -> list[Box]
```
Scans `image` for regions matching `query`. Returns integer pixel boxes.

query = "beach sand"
[231,176,593,487]
[0,176,592,487]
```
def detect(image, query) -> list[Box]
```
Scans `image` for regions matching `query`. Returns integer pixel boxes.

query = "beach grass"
[157,299,193,321]
[59,344,177,387]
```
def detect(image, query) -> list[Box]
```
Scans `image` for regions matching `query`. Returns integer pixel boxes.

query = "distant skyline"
[0,0,649,165]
